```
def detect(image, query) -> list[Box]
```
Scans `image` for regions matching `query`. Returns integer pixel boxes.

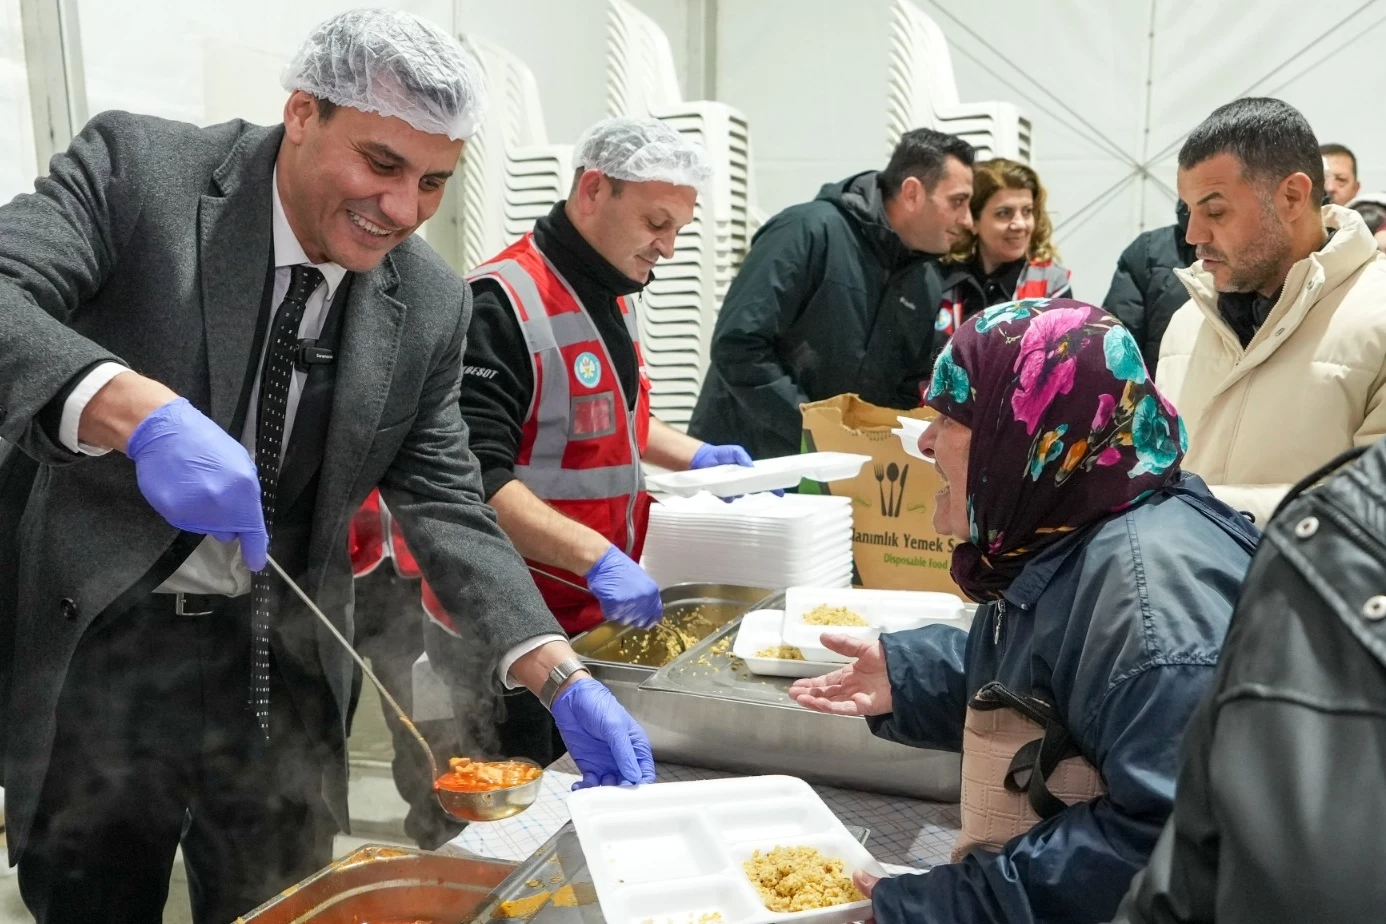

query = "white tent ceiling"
[4,0,1383,306]
[910,0,1386,299]
[719,0,1386,302]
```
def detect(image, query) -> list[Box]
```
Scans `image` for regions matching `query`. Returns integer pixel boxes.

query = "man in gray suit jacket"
[0,11,653,923]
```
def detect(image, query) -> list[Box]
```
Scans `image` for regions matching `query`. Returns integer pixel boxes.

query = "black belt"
[149,592,242,616]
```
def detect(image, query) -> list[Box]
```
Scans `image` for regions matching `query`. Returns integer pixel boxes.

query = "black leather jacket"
[1110,438,1386,922]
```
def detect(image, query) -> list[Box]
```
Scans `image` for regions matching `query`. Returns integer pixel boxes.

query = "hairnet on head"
[573,117,712,195]
[282,8,487,140]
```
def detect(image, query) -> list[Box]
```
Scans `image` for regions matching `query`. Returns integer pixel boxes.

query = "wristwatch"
[540,657,588,710]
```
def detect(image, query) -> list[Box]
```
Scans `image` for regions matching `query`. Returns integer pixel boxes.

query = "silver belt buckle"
[174,593,215,617]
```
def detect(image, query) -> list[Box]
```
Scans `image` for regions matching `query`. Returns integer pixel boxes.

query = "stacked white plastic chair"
[501,144,575,246]
[885,0,1032,162]
[604,0,682,122]
[441,36,547,270]
[606,0,756,430]
[444,35,575,271]
[447,10,759,430]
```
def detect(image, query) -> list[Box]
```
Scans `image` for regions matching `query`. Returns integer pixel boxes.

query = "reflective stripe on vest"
[468,243,644,502]
[348,489,420,579]
[533,243,644,509]
[449,234,652,633]
[511,462,642,500]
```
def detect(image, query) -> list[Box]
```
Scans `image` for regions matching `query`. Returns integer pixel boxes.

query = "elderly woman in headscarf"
[790,299,1260,924]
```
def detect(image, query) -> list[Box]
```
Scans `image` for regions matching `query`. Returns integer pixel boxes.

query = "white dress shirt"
[61,170,555,686]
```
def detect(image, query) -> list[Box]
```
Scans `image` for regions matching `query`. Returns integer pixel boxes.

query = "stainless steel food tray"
[235,844,516,924]
[572,583,775,678]
[634,595,961,802]
[576,584,961,803]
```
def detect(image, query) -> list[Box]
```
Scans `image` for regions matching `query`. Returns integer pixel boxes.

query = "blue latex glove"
[690,442,783,497]
[125,397,270,570]
[551,677,656,788]
[690,443,754,469]
[585,545,663,628]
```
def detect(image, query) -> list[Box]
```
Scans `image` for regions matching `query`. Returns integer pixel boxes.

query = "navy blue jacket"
[866,475,1258,924]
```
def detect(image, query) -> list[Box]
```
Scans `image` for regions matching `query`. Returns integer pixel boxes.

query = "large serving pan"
[579,584,964,802]
[235,844,516,924]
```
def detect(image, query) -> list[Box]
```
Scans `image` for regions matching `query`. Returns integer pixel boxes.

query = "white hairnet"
[573,117,712,195]
[282,9,487,140]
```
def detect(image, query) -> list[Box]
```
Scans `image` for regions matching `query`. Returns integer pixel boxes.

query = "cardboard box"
[799,394,962,595]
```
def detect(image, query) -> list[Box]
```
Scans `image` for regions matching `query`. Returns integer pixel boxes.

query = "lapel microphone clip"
[294,338,336,372]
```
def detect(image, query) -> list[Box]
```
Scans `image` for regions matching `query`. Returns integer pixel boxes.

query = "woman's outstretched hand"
[788,634,892,717]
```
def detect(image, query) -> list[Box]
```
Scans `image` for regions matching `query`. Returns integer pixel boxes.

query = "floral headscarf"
[925,298,1187,601]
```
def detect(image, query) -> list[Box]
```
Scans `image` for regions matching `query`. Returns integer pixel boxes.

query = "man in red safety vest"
[440,116,754,764]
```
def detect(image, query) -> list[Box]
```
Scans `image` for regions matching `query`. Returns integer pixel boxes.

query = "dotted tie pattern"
[250,264,323,738]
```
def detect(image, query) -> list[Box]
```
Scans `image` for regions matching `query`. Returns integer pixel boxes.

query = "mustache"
[1196,246,1227,262]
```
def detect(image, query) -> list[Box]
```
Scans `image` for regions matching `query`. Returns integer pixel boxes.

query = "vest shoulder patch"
[573,351,603,388]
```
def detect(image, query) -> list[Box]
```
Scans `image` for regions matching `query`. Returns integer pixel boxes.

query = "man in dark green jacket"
[689,129,975,459]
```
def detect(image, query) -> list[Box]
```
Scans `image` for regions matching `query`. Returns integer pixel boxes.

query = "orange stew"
[434,757,541,793]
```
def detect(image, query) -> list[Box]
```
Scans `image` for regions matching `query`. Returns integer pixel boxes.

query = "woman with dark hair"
[791,299,1258,924]
[933,160,1072,363]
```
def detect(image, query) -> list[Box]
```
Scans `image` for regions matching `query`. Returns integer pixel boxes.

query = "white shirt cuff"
[498,634,568,690]
[60,362,129,455]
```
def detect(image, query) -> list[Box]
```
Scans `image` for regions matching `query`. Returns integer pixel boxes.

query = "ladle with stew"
[267,555,543,822]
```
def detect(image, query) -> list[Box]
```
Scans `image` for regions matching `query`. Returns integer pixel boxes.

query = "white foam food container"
[891,416,932,462]
[732,610,841,679]
[569,775,886,924]
[649,493,852,523]
[641,517,853,546]
[645,452,871,498]
[780,586,968,662]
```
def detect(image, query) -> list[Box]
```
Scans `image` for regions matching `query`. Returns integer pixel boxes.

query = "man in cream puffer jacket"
[1158,98,1386,525]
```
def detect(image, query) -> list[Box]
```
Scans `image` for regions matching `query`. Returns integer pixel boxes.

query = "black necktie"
[250,264,323,737]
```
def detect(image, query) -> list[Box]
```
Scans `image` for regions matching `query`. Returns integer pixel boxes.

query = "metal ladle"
[266,555,542,822]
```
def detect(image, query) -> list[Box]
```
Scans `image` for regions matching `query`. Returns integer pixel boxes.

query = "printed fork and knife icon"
[875,461,910,517]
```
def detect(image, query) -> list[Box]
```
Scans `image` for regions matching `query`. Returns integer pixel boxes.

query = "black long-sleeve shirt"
[462,201,645,499]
